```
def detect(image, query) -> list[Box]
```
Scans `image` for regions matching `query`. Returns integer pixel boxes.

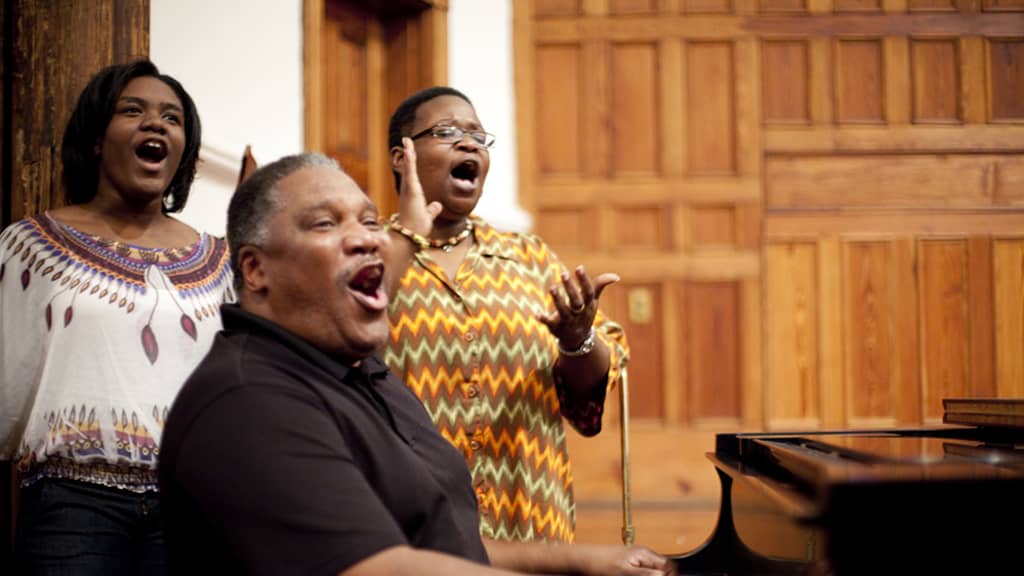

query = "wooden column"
[2,0,149,227]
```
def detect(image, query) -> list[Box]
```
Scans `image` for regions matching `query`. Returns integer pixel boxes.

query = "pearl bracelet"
[559,328,596,357]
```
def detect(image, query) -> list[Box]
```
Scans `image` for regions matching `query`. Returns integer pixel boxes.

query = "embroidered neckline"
[43,212,205,266]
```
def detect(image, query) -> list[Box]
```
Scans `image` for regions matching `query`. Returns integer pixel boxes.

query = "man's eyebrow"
[298,199,334,215]
[298,197,378,217]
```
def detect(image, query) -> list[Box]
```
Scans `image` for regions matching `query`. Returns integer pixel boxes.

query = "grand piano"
[670,399,1024,575]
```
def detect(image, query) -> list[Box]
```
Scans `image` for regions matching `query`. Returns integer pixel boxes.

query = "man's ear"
[238,245,268,294]
[390,145,405,173]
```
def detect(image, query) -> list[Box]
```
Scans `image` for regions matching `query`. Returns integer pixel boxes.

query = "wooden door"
[514,0,1024,553]
[304,0,447,216]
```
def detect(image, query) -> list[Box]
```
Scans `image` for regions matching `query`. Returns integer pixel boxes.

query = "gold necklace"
[431,220,474,252]
[388,215,473,252]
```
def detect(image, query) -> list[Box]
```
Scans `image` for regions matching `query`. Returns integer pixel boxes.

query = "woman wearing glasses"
[381,87,630,552]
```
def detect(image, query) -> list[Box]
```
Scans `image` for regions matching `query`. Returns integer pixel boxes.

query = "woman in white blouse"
[0,60,234,575]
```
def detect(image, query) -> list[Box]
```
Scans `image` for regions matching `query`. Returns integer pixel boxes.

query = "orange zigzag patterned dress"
[381,215,629,543]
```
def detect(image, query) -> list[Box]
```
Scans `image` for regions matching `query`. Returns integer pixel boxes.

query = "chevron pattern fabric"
[382,215,629,543]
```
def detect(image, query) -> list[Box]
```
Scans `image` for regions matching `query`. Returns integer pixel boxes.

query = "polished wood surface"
[674,426,1024,574]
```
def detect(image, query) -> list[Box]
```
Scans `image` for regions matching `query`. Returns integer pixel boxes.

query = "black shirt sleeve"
[173,382,407,576]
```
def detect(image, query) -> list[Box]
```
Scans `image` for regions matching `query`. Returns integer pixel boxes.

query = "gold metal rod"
[620,368,634,546]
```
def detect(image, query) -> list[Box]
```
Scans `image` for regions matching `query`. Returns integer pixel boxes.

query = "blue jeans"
[14,478,166,576]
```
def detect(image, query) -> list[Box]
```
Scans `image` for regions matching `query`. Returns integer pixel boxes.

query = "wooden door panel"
[611,43,660,176]
[601,282,665,420]
[535,207,595,250]
[911,39,960,122]
[535,44,582,177]
[844,241,895,422]
[989,39,1024,121]
[836,39,885,123]
[765,242,821,428]
[610,205,670,249]
[686,42,736,174]
[967,237,997,398]
[994,239,1024,396]
[920,240,971,420]
[322,3,372,190]
[763,40,811,124]
[764,154,1007,208]
[684,281,742,423]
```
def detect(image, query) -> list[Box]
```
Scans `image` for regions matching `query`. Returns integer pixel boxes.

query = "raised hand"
[395,136,441,236]
[539,265,619,351]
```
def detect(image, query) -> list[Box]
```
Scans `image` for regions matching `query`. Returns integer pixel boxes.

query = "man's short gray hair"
[227,152,340,291]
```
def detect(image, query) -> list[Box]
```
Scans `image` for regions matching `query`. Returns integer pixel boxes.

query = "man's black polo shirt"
[159,304,489,575]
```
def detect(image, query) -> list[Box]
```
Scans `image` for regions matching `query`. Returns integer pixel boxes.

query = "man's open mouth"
[348,262,387,312]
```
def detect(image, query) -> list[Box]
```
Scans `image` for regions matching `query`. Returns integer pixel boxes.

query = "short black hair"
[227,152,340,291]
[387,86,473,192]
[61,59,202,213]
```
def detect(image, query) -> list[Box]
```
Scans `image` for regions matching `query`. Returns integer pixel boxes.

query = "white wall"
[151,0,304,236]
[150,0,526,236]
[448,0,530,231]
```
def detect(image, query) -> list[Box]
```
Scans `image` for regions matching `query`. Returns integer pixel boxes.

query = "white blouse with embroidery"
[0,213,234,491]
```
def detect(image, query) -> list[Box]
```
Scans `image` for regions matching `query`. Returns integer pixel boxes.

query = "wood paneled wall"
[514,0,1024,551]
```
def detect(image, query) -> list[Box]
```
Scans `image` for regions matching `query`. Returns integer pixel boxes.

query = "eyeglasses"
[410,124,496,149]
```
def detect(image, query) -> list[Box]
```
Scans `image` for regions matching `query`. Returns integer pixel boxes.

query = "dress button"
[464,332,475,342]
[467,385,479,398]
[470,440,482,451]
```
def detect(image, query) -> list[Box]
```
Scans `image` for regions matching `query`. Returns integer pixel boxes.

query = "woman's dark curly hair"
[61,60,202,213]
[387,86,472,193]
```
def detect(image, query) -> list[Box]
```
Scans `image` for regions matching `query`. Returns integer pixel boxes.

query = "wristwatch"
[558,328,596,357]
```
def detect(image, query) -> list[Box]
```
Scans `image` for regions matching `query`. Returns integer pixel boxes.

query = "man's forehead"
[280,166,370,204]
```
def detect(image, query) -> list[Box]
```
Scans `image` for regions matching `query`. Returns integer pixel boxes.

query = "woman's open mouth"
[449,159,479,193]
[135,139,169,169]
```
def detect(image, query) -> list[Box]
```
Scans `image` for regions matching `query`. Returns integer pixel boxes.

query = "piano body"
[671,399,1024,575]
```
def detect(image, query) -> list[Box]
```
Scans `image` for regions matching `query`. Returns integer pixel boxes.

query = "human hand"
[395,136,441,236]
[539,265,619,352]
[574,543,678,576]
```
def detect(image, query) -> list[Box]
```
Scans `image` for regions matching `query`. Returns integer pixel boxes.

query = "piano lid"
[713,426,1024,517]
[676,424,1024,575]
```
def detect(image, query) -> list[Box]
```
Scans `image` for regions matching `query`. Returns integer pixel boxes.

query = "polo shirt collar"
[220,304,390,384]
